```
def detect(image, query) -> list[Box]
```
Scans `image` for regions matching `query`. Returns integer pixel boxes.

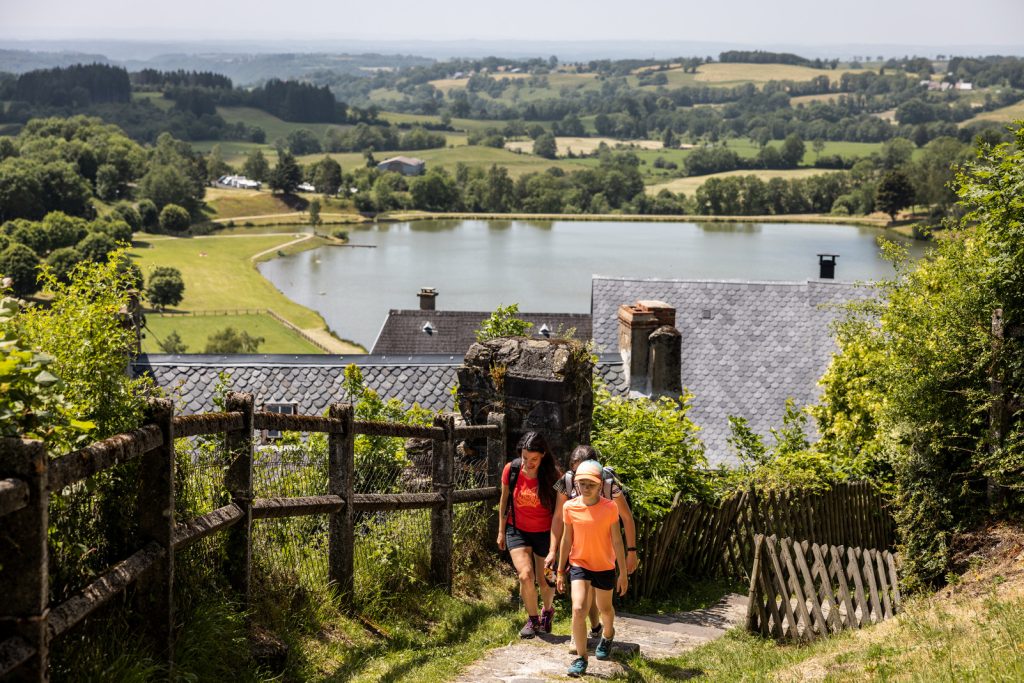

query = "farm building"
[217,175,261,190]
[377,156,426,176]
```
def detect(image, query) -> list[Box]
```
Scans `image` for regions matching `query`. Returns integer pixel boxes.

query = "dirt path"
[454,593,747,682]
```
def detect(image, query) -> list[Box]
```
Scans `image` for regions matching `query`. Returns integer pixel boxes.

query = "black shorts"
[569,565,616,591]
[505,527,551,557]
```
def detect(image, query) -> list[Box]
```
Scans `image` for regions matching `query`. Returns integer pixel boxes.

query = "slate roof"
[591,276,871,465]
[371,310,592,355]
[132,352,626,417]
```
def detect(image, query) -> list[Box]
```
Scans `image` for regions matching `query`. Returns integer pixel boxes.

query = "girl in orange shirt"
[555,460,628,677]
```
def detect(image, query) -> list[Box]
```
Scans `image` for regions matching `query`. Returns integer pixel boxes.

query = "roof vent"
[422,321,434,335]
[701,309,713,320]
[539,323,551,338]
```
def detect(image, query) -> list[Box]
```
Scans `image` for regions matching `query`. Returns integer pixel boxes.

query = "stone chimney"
[618,300,676,394]
[648,325,682,398]
[418,287,438,310]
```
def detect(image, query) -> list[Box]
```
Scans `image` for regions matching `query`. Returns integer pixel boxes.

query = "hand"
[626,552,638,575]
[544,551,557,570]
[556,572,566,594]
[616,572,628,597]
[497,532,506,551]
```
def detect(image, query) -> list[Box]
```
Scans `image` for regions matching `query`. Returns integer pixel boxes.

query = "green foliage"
[145,265,185,309]
[0,242,41,296]
[875,169,916,220]
[533,132,557,159]
[241,148,270,182]
[269,150,302,194]
[474,303,533,342]
[204,326,264,353]
[157,330,187,354]
[591,386,708,519]
[76,230,117,262]
[158,203,190,233]
[45,247,84,284]
[136,198,158,229]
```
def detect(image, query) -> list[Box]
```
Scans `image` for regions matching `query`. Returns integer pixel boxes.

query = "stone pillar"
[456,337,593,468]
[618,300,675,395]
[647,325,682,398]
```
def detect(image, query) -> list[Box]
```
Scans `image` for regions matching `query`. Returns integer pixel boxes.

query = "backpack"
[506,457,523,530]
[562,465,626,503]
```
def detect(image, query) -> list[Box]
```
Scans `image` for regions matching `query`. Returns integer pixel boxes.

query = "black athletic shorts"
[505,527,551,557]
[568,565,616,591]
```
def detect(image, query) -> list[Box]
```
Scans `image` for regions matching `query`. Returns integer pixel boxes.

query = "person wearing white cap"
[555,460,628,677]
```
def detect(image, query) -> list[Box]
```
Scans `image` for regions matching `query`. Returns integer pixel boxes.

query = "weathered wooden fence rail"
[632,482,895,599]
[0,394,506,681]
[746,534,901,641]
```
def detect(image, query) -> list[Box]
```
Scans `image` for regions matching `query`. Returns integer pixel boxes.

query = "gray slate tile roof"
[371,310,592,355]
[133,352,626,417]
[592,276,871,465]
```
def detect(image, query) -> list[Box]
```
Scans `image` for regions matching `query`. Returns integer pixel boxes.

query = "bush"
[136,198,158,229]
[159,203,191,233]
[42,211,89,249]
[145,265,185,309]
[204,327,263,353]
[591,387,708,519]
[92,217,133,245]
[46,247,84,283]
[0,242,41,296]
[111,202,142,232]
[475,303,532,342]
[76,231,117,262]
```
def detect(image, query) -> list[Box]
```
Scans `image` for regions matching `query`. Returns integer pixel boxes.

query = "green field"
[129,232,324,328]
[143,312,324,354]
[646,168,843,197]
[960,99,1024,127]
[131,91,175,111]
[216,106,350,143]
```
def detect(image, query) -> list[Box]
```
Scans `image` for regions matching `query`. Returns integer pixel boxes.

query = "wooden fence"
[0,393,506,681]
[745,534,901,641]
[632,482,895,599]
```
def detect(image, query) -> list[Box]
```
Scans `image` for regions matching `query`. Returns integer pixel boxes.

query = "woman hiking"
[555,459,629,677]
[547,445,637,642]
[496,431,562,638]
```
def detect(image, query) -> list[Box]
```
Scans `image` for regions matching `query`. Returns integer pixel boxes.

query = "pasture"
[216,106,350,143]
[960,99,1024,127]
[143,312,325,354]
[504,136,663,156]
[646,168,843,197]
[690,62,871,85]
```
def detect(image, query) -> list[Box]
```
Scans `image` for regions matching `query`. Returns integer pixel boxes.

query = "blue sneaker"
[567,656,588,677]
[595,635,613,660]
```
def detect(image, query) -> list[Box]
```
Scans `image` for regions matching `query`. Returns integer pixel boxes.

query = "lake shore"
[381,210,894,228]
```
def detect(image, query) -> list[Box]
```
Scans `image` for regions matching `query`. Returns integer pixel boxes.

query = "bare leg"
[534,553,554,610]
[510,546,539,616]
[570,579,591,659]
[594,586,615,639]
[588,591,600,632]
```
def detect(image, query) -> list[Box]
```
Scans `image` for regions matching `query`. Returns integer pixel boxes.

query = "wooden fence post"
[0,438,49,682]
[431,413,455,592]
[328,403,354,605]
[137,398,175,668]
[224,392,255,605]
[485,412,506,547]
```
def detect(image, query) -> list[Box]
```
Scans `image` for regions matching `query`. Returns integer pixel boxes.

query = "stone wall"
[456,337,593,468]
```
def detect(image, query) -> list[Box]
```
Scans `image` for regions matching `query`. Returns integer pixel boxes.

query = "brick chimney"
[618,300,676,394]
[418,287,437,310]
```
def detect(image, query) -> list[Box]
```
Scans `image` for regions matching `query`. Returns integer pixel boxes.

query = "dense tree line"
[9,64,131,107]
[131,69,233,90]
[719,50,813,66]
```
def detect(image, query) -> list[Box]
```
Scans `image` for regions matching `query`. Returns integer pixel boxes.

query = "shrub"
[159,203,191,233]
[475,303,532,342]
[76,230,117,262]
[42,211,88,249]
[46,247,84,283]
[136,198,158,229]
[0,242,41,296]
[111,202,142,232]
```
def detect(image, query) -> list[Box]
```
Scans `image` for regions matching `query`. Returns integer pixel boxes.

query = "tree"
[875,170,915,221]
[206,144,231,182]
[308,199,322,230]
[312,156,343,196]
[157,330,187,354]
[158,204,191,233]
[145,266,185,309]
[269,151,302,194]
[76,231,117,263]
[204,327,264,353]
[0,243,41,296]
[812,138,826,159]
[136,199,159,230]
[242,149,270,182]
[410,168,459,212]
[779,133,806,168]
[533,133,558,160]
[662,127,677,150]
[46,247,83,284]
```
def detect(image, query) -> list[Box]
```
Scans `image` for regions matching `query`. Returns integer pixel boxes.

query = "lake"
[258,219,927,349]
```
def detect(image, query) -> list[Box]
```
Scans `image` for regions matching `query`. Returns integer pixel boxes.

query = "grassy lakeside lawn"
[128,231,363,353]
[646,168,844,196]
[143,312,324,354]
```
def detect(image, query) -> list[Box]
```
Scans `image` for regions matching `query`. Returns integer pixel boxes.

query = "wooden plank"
[763,536,801,640]
[792,539,827,637]
[810,543,842,633]
[755,537,785,638]
[779,538,815,641]
[886,552,902,613]
[252,495,345,518]
[860,548,883,623]
[745,535,764,631]
[173,411,244,437]
[49,425,163,491]
[0,478,28,517]
[173,504,244,549]
[874,549,893,619]
[329,403,354,603]
[430,413,455,591]
[0,636,36,678]
[846,546,869,628]
[830,545,857,629]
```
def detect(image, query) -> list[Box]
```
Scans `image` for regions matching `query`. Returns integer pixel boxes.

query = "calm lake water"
[258,219,927,349]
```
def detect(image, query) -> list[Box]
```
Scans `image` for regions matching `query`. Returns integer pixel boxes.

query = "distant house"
[377,156,426,176]
[955,82,973,91]
[296,182,316,193]
[217,174,261,190]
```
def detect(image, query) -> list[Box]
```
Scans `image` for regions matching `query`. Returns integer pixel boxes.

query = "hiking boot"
[595,635,614,660]
[589,622,602,639]
[567,656,588,677]
[519,615,540,638]
[540,606,554,633]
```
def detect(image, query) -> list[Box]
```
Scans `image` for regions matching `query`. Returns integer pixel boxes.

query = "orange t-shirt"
[502,462,553,533]
[562,496,620,572]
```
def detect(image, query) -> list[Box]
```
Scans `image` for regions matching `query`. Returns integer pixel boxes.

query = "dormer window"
[539,323,551,338]
[422,321,434,335]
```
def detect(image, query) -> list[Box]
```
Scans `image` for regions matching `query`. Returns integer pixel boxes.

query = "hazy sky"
[3,0,1022,46]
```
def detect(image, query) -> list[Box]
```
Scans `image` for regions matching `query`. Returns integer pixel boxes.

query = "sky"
[2,0,1023,47]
